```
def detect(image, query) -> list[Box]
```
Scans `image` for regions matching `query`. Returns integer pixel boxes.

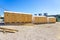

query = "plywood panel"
[28,15,32,23]
[47,18,56,23]
[4,13,11,22]
[4,11,32,24]
[21,14,25,23]
[33,17,39,23]
[24,14,27,23]
[33,16,47,24]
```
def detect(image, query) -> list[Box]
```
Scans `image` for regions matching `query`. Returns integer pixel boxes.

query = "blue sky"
[0,0,60,16]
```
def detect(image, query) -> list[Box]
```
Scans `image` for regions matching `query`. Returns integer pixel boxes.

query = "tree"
[34,14,37,16]
[39,13,42,16]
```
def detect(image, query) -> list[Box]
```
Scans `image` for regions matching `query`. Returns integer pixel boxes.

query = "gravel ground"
[0,22,60,40]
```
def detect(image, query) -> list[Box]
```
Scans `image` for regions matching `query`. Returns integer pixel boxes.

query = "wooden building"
[33,16,47,24]
[47,17,56,23]
[4,11,32,24]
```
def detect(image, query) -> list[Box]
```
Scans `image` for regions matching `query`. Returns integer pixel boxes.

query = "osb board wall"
[33,17,47,23]
[48,18,56,23]
[4,12,32,24]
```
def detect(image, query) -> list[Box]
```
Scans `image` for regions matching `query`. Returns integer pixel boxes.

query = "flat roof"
[4,11,32,15]
[47,17,56,18]
[33,16,46,17]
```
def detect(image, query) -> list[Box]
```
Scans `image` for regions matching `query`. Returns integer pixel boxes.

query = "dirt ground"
[0,22,60,40]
